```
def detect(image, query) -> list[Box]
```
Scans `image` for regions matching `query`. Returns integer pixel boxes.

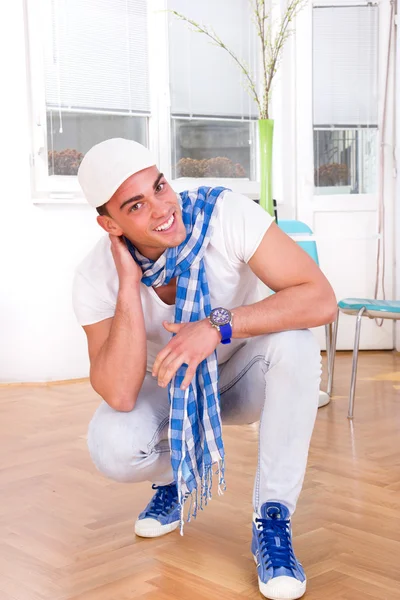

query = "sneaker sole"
[134,519,180,538]
[253,555,306,600]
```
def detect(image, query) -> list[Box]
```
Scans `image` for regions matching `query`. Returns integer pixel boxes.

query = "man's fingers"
[152,345,173,377]
[163,321,184,334]
[157,351,181,384]
[113,235,129,253]
[180,364,198,391]
[153,326,187,376]
[110,235,125,258]
[158,353,187,388]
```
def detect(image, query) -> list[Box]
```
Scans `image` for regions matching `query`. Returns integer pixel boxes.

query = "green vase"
[258,119,274,216]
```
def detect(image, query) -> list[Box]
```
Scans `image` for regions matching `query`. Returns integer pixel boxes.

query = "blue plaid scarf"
[126,186,228,525]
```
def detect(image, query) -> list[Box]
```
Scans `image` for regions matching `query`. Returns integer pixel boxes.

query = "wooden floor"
[1,351,400,600]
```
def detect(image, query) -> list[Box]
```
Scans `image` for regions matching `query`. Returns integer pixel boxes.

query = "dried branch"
[170,11,261,115]
[266,0,307,99]
[170,0,307,120]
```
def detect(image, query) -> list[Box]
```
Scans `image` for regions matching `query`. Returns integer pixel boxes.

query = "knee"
[267,329,321,374]
[87,402,147,483]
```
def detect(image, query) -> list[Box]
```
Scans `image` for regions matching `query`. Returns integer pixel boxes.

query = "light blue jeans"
[88,330,321,514]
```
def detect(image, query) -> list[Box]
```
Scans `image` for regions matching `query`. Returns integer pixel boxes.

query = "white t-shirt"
[73,191,274,370]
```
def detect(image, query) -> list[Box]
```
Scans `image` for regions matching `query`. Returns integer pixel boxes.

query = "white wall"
[0,1,102,382]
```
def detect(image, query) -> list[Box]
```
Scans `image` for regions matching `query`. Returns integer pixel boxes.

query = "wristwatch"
[208,307,233,345]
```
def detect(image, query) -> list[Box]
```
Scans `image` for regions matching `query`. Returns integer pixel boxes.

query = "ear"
[96,215,123,236]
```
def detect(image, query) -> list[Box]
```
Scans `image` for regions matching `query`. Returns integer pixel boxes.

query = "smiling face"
[97,166,187,260]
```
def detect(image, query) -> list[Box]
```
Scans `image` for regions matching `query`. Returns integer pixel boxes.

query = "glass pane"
[314,128,377,195]
[168,0,259,118]
[172,119,256,180]
[312,5,378,195]
[46,111,148,176]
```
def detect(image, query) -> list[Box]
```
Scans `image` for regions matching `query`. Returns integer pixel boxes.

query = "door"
[294,0,396,350]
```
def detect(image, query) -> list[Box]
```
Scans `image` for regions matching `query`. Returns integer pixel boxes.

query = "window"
[168,0,258,180]
[312,3,378,195]
[28,0,150,192]
[27,0,260,199]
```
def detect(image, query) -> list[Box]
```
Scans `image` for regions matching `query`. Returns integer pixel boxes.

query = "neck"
[140,248,166,261]
[124,237,167,262]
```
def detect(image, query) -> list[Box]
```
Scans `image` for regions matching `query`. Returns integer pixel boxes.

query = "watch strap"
[219,322,232,345]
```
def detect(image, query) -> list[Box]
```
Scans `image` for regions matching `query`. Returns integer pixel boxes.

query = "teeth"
[155,214,174,232]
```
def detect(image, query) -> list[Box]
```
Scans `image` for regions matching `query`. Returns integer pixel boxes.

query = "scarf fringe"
[178,458,226,536]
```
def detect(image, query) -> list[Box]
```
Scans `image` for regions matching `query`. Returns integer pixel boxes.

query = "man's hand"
[110,235,142,286]
[152,320,221,390]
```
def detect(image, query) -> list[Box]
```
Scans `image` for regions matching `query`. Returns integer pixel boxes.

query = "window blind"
[313,4,378,127]
[44,0,150,114]
[168,0,259,118]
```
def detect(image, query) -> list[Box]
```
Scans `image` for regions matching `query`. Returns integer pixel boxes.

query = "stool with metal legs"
[328,299,400,419]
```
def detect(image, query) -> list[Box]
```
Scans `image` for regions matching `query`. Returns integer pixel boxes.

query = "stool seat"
[338,298,400,319]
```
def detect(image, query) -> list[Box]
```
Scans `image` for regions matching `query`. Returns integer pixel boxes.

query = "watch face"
[211,307,231,326]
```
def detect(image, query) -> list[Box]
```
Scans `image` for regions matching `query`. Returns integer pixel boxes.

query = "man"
[73,138,336,600]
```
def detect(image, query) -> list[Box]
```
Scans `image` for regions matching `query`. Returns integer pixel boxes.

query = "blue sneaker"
[251,502,306,600]
[134,483,181,538]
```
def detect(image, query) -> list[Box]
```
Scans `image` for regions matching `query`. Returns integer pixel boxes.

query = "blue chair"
[278,220,313,235]
[278,220,320,262]
[278,220,332,408]
[328,298,400,419]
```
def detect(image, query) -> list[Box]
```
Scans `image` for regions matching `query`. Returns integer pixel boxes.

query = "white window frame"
[27,0,81,200]
[26,0,261,204]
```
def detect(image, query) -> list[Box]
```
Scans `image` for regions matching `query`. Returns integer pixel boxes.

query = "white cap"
[78,138,157,208]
